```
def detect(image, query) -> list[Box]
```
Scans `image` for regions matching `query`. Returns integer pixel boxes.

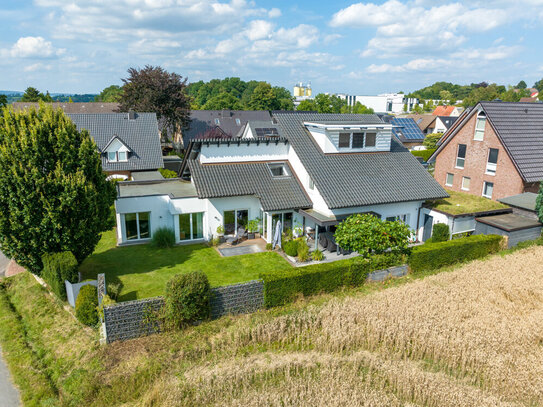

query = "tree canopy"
[94,85,123,102]
[20,87,53,102]
[0,105,116,273]
[119,65,191,133]
[0,95,7,108]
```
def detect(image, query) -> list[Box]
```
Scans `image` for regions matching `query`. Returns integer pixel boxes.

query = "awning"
[299,209,380,227]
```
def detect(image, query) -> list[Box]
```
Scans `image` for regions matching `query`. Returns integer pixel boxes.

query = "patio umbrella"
[272,220,282,249]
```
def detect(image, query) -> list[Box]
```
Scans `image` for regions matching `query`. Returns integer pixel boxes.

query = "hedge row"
[411,148,436,162]
[260,253,404,307]
[41,252,78,300]
[408,234,503,273]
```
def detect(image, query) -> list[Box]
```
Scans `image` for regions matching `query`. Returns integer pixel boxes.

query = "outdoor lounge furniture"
[324,232,337,252]
[319,232,328,249]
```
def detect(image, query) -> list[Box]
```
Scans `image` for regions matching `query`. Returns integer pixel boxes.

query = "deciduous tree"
[95,85,123,102]
[119,65,191,134]
[0,105,116,273]
[202,91,243,110]
[0,95,7,108]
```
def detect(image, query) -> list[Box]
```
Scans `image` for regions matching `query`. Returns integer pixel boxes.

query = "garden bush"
[151,227,176,248]
[41,252,78,300]
[283,240,299,257]
[75,285,98,326]
[297,239,310,262]
[409,234,503,273]
[164,271,211,328]
[431,223,450,242]
[260,253,404,307]
[311,249,324,261]
[411,148,437,162]
[158,168,178,178]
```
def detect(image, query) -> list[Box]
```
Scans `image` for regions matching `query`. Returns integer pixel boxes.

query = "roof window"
[268,162,290,177]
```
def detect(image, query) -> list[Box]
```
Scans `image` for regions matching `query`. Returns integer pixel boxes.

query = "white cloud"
[332,1,509,58]
[245,20,274,41]
[7,36,64,58]
[268,8,281,18]
[23,63,52,72]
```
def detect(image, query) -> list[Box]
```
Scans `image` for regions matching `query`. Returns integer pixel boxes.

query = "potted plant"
[247,219,259,239]
[254,217,261,238]
[216,225,225,243]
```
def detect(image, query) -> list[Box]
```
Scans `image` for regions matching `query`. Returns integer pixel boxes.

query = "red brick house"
[429,101,543,201]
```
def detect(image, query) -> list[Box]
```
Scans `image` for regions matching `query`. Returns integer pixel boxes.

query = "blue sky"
[1,0,542,95]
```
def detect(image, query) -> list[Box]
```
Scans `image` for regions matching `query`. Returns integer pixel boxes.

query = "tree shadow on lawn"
[79,243,213,301]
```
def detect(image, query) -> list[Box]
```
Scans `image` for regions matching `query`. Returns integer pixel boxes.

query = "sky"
[1,0,543,95]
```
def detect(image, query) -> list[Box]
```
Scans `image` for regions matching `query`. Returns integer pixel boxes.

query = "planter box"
[247,233,255,240]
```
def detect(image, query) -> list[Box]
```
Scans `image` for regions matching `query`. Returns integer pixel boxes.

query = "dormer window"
[107,151,128,162]
[268,162,290,177]
[235,118,241,126]
[215,118,220,125]
[337,132,377,149]
[104,136,131,163]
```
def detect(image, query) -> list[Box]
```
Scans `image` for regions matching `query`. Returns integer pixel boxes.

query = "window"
[338,133,350,148]
[456,144,466,168]
[365,132,377,147]
[214,118,220,125]
[124,212,150,240]
[118,151,127,161]
[352,132,364,148]
[235,118,241,126]
[268,163,289,177]
[461,176,471,191]
[474,113,486,141]
[445,173,454,186]
[386,214,409,224]
[224,209,248,236]
[482,182,494,198]
[308,175,314,190]
[179,212,204,241]
[108,151,117,162]
[486,148,498,175]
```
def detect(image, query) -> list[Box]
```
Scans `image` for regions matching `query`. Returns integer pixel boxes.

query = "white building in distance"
[337,93,420,114]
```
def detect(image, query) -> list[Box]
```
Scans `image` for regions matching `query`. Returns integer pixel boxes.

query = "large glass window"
[486,148,499,175]
[456,144,466,168]
[124,212,150,240]
[338,133,350,148]
[283,212,293,231]
[237,210,248,230]
[446,173,454,186]
[224,210,248,235]
[179,212,204,241]
[474,114,486,141]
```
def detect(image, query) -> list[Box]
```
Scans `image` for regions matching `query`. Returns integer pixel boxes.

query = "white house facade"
[114,113,448,246]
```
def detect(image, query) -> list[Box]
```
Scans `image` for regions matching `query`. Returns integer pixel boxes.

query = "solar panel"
[255,127,279,137]
[391,118,424,140]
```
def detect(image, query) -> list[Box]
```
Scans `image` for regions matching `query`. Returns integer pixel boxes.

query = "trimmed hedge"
[75,285,98,326]
[409,234,503,273]
[411,148,436,162]
[431,223,450,242]
[260,253,404,307]
[283,240,299,257]
[41,252,78,300]
[164,271,211,328]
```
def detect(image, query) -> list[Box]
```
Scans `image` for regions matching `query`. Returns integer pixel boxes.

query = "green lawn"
[79,229,291,301]
[429,189,509,215]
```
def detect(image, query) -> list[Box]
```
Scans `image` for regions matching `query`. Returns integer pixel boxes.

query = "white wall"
[304,124,392,154]
[199,142,288,163]
[206,196,263,238]
[416,208,452,241]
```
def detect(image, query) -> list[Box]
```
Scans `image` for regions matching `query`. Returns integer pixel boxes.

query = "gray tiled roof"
[66,113,163,172]
[188,160,312,211]
[498,192,538,211]
[481,101,543,183]
[12,102,120,114]
[273,112,448,209]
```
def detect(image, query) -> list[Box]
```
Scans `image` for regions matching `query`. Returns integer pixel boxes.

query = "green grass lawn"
[429,189,509,215]
[79,229,291,301]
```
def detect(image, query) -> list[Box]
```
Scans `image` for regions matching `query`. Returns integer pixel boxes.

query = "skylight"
[268,162,289,177]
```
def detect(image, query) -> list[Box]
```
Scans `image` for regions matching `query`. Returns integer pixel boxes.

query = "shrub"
[283,240,299,257]
[409,234,503,273]
[311,249,324,261]
[164,271,211,329]
[297,239,310,262]
[216,225,225,235]
[265,243,273,251]
[75,285,98,326]
[431,223,450,242]
[247,219,260,233]
[411,148,436,162]
[335,214,412,258]
[260,253,404,307]
[158,168,178,178]
[151,227,176,248]
[41,252,78,300]
[211,237,220,246]
[106,282,121,301]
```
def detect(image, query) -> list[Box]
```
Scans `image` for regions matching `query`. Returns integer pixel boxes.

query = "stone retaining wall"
[210,280,263,319]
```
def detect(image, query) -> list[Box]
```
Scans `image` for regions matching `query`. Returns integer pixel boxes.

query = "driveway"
[0,250,21,406]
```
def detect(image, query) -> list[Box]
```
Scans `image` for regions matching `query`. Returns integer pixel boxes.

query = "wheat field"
[110,246,543,406]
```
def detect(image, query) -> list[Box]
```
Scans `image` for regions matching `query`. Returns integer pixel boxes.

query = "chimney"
[128,111,136,120]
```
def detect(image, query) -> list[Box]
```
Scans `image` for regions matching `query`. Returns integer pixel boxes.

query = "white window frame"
[268,162,290,177]
[108,151,117,162]
[461,176,471,191]
[455,144,466,169]
[486,148,498,175]
[223,209,249,236]
[214,118,220,125]
[445,173,454,187]
[124,212,151,241]
[308,175,314,190]
[337,131,378,150]
[178,212,204,241]
[482,181,494,199]
[235,118,241,126]
[385,214,410,224]
[474,113,486,141]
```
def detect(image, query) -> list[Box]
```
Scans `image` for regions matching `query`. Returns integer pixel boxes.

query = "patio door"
[224,209,248,236]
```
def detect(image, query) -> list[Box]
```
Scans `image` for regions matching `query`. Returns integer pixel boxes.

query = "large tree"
[0,105,116,273]
[248,82,277,110]
[20,87,52,102]
[95,85,123,102]
[202,91,243,110]
[119,65,191,133]
[0,95,7,108]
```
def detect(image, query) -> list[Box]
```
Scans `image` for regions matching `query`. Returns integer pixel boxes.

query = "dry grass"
[114,246,543,406]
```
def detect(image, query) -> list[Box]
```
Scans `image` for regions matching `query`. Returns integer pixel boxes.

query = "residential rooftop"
[427,189,510,216]
[498,192,539,211]
[117,179,197,199]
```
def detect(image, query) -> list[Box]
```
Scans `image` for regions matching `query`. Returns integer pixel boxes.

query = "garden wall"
[65,280,97,308]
